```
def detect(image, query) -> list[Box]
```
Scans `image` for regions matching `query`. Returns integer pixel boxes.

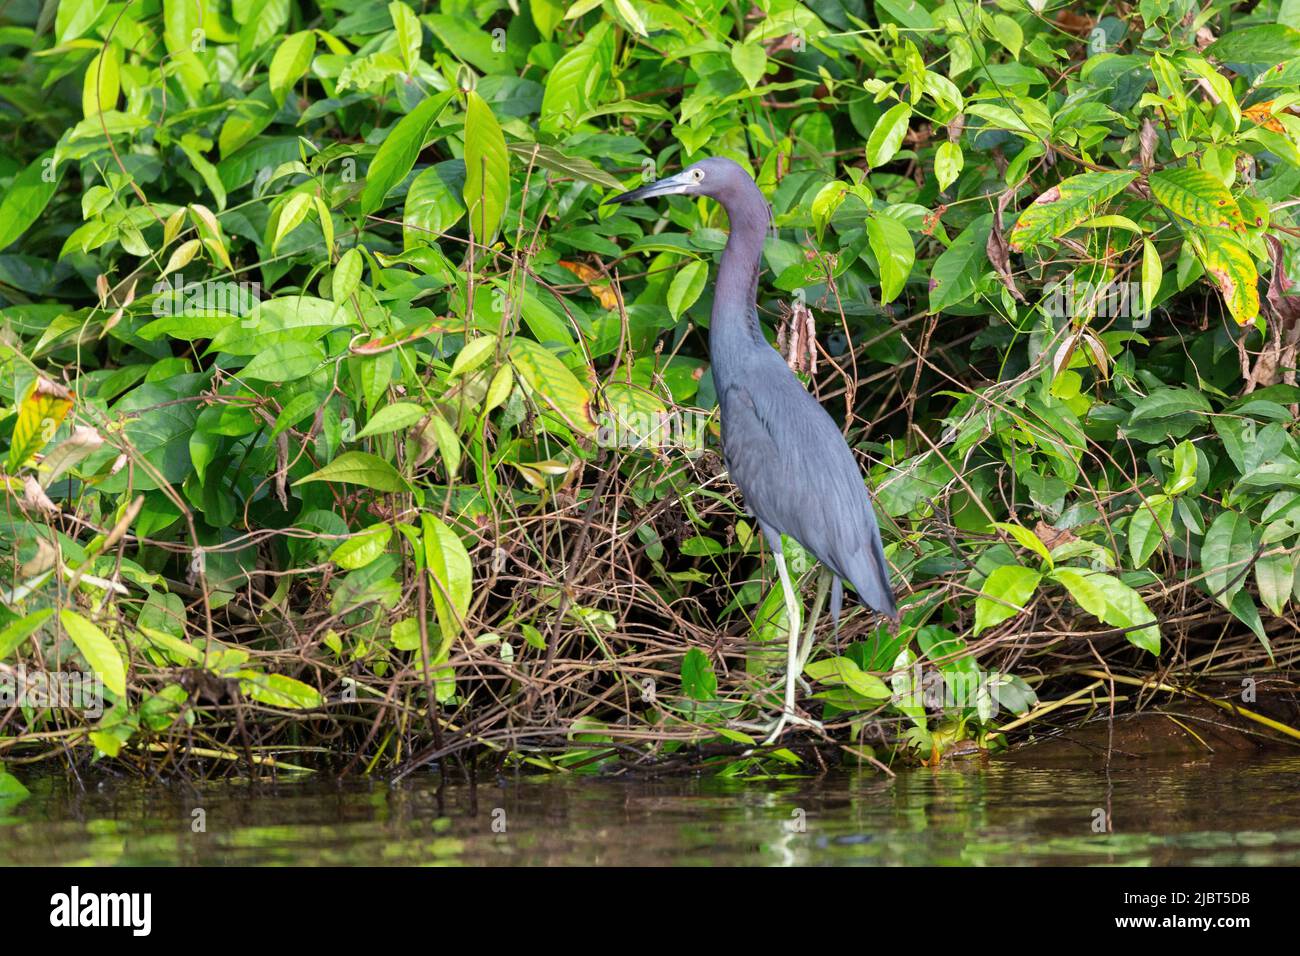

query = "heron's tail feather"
[844,532,897,622]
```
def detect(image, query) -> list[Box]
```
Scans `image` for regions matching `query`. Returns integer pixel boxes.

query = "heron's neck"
[710,196,769,360]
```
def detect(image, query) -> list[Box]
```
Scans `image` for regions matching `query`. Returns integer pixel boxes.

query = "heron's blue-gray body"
[608,157,896,741]
[705,167,896,624]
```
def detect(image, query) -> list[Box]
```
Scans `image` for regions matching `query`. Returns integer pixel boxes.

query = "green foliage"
[1,0,1298,772]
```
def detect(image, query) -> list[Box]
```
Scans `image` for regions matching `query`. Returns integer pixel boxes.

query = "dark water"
[2,754,1299,865]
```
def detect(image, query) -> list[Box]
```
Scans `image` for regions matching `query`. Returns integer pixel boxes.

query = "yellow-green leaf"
[973,565,1041,635]
[8,377,73,473]
[422,513,472,656]
[509,337,596,434]
[1194,227,1260,324]
[82,43,120,118]
[330,523,392,570]
[236,671,323,709]
[59,609,126,698]
[293,451,412,492]
[462,90,510,244]
[269,30,316,104]
[1009,171,1138,252]
[1149,166,1245,231]
[272,192,312,253]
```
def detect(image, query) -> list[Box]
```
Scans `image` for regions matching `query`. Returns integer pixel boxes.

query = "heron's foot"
[735,710,826,755]
[763,671,813,697]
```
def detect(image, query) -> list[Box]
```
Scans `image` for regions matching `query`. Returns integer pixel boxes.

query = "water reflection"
[2,754,1298,866]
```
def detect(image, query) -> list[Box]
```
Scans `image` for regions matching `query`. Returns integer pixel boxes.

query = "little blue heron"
[608,157,898,744]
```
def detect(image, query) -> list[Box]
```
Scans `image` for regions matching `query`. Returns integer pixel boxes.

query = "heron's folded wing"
[719,380,896,617]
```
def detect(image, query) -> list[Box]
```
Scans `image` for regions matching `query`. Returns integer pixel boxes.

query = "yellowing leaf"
[1009,171,1138,251]
[1149,166,1245,232]
[558,260,618,309]
[9,377,73,473]
[1194,227,1260,325]
[509,337,596,434]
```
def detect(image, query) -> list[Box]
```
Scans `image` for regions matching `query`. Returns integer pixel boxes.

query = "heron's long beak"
[604,171,693,205]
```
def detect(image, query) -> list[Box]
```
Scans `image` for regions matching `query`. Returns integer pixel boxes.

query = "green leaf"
[991,14,1023,59]
[1207,25,1300,67]
[422,513,472,655]
[1166,440,1198,495]
[1050,568,1109,619]
[240,341,324,382]
[1202,510,1256,607]
[811,181,848,242]
[360,91,452,216]
[1128,494,1172,568]
[865,213,914,304]
[294,451,412,493]
[541,21,612,132]
[388,1,422,72]
[0,150,63,251]
[804,655,892,699]
[330,523,393,570]
[82,43,120,118]
[666,259,708,319]
[1009,171,1138,252]
[681,647,718,701]
[403,160,467,247]
[1091,574,1161,653]
[355,402,426,439]
[271,192,313,253]
[59,610,126,698]
[973,564,1042,634]
[333,247,363,303]
[992,521,1053,567]
[237,671,323,709]
[0,766,29,800]
[1149,167,1244,230]
[1141,237,1162,317]
[269,31,316,105]
[929,214,991,312]
[57,0,109,42]
[731,41,767,89]
[0,609,53,662]
[462,90,510,244]
[1256,548,1294,617]
[504,143,623,190]
[866,102,911,168]
[271,392,323,437]
[935,141,963,191]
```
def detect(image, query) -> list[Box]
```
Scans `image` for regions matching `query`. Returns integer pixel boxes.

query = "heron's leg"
[757,549,815,746]
[796,567,832,676]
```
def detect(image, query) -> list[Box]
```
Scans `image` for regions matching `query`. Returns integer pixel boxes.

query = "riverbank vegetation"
[2,0,1300,782]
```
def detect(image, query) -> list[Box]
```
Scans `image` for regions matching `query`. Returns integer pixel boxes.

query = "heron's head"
[605,157,760,208]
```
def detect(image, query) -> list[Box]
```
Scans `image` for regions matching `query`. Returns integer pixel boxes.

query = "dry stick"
[531,451,616,708]
[1074,669,1300,743]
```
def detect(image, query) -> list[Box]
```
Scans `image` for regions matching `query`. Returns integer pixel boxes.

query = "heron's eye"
[691,169,704,182]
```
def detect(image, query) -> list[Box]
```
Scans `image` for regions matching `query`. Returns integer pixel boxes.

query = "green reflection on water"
[2,754,1298,866]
